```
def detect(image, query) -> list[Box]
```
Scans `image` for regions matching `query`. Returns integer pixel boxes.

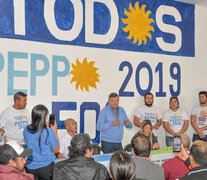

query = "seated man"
[177,140,207,179]
[163,134,190,180]
[53,133,110,180]
[131,133,164,180]
[0,141,33,180]
[57,118,77,158]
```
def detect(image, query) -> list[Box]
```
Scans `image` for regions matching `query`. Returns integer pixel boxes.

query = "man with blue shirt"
[97,92,132,154]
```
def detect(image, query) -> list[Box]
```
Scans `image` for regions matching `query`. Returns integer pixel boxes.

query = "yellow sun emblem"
[69,58,100,92]
[122,2,154,46]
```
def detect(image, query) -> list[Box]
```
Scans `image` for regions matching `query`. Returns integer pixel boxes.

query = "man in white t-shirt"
[191,91,207,142]
[0,92,30,144]
[134,93,162,138]
[57,118,77,158]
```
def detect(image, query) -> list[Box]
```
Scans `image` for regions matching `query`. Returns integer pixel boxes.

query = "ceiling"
[175,0,207,6]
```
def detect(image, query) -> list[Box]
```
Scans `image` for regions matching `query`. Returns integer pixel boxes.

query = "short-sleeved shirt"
[0,106,30,144]
[191,105,207,135]
[134,105,161,136]
[23,127,58,169]
[59,133,73,158]
[163,109,189,137]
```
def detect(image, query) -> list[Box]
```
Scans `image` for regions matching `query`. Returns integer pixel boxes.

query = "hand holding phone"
[173,135,182,152]
[49,114,56,127]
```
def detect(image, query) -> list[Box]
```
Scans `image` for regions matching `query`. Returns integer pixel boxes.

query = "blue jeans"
[193,134,207,142]
[101,141,123,154]
[166,136,174,147]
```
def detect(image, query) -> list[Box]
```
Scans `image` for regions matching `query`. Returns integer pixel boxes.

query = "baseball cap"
[0,141,32,163]
[70,133,92,150]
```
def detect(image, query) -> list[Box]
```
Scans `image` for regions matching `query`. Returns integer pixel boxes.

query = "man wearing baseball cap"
[0,141,34,180]
[53,133,110,180]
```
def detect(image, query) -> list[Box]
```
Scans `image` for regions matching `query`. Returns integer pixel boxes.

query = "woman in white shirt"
[163,97,189,147]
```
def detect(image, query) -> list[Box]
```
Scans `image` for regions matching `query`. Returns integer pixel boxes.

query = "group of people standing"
[97,91,207,154]
[0,90,207,179]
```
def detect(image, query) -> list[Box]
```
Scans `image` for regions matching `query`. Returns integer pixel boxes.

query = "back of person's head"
[110,151,136,180]
[29,104,48,132]
[69,133,92,157]
[91,143,102,155]
[131,133,151,157]
[13,92,27,103]
[190,140,207,166]
[27,104,49,150]
[124,144,132,152]
[180,134,190,150]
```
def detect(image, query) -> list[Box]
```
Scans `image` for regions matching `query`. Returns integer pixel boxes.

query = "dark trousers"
[193,134,207,142]
[101,141,123,154]
[26,162,54,180]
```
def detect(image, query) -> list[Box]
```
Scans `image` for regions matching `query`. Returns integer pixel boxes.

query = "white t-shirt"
[0,106,30,144]
[59,132,73,157]
[134,105,162,136]
[191,105,207,135]
[163,109,189,137]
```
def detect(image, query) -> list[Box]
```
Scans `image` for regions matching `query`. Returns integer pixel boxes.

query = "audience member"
[57,118,77,158]
[97,92,132,154]
[91,143,102,155]
[53,133,110,180]
[23,104,59,180]
[109,150,136,180]
[0,92,30,144]
[133,92,162,140]
[131,133,164,180]
[177,140,207,179]
[163,97,189,146]
[136,120,160,149]
[162,134,190,180]
[191,91,207,142]
[0,141,34,180]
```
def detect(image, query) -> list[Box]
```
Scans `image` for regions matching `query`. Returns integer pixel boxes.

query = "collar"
[0,164,20,173]
[107,104,119,111]
[133,155,150,161]
[188,166,207,176]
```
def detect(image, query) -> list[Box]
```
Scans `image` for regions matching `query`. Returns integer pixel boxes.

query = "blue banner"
[0,0,194,57]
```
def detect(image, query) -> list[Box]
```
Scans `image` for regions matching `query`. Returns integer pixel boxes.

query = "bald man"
[57,119,77,158]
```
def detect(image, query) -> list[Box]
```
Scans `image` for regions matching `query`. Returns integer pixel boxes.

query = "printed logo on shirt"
[144,112,158,124]
[169,115,183,126]
[14,115,29,129]
[198,117,206,126]
[200,110,207,117]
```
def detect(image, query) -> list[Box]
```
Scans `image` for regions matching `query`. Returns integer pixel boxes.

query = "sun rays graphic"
[122,2,154,46]
[69,58,100,92]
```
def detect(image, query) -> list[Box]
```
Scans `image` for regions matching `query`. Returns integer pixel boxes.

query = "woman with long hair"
[23,104,59,180]
[138,120,160,149]
[163,97,189,147]
[110,150,136,180]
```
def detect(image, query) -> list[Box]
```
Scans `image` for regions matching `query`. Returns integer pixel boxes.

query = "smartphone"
[173,135,182,152]
[49,114,56,127]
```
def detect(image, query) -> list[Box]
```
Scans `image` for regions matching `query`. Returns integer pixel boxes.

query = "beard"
[145,102,153,107]
[200,101,207,105]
